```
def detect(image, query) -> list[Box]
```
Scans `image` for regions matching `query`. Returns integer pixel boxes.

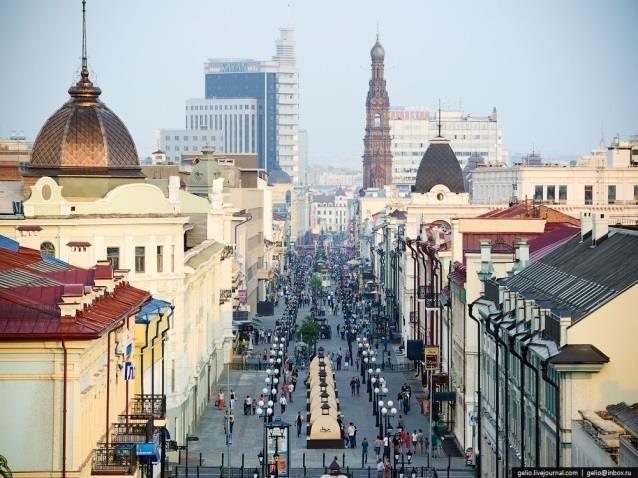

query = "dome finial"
[69,0,101,102]
[81,0,88,76]
[437,98,442,138]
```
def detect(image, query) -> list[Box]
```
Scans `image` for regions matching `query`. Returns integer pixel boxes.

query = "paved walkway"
[185,292,471,474]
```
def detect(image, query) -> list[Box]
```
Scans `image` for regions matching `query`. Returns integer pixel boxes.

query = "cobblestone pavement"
[186,295,472,474]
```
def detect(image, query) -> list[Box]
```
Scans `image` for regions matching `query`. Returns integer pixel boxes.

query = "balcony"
[112,421,151,444]
[130,394,166,421]
[91,444,137,476]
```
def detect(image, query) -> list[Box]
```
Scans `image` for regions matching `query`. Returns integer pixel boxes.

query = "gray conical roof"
[414,138,465,193]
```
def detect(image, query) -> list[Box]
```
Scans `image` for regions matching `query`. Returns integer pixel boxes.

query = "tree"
[308,273,323,301]
[299,316,320,349]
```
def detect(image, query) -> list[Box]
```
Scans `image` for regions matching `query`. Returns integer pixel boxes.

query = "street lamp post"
[184,434,199,478]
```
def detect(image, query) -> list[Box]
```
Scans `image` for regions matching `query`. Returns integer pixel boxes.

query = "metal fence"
[173,466,473,478]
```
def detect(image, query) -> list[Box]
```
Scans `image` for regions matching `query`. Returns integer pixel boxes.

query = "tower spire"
[81,0,87,72]
[376,22,379,41]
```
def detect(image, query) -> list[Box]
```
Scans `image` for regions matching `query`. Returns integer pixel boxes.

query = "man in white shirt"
[279,395,287,414]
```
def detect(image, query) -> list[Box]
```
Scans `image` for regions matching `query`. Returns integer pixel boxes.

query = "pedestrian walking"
[417,429,425,454]
[361,437,369,465]
[411,430,418,451]
[376,459,384,478]
[244,395,252,415]
[230,390,236,410]
[373,436,382,459]
[288,382,294,402]
[346,422,356,448]
[296,412,303,437]
[279,395,287,414]
[350,377,357,396]
[355,377,361,396]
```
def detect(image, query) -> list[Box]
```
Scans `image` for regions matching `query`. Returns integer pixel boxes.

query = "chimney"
[477,239,495,283]
[591,212,608,247]
[510,237,530,276]
[580,212,592,242]
[168,176,180,204]
[559,313,571,347]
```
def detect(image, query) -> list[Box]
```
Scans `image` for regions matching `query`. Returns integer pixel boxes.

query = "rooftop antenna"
[81,0,87,72]
[437,99,442,138]
[287,2,292,28]
[376,22,380,41]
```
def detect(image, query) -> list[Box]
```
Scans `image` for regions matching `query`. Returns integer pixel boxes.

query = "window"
[608,185,616,204]
[547,185,555,202]
[184,135,189,141]
[171,245,175,272]
[135,246,145,273]
[534,185,543,201]
[165,135,170,141]
[174,135,179,140]
[634,185,638,202]
[156,245,163,273]
[374,113,381,128]
[107,247,120,270]
[584,185,593,205]
[559,185,567,202]
[40,241,55,257]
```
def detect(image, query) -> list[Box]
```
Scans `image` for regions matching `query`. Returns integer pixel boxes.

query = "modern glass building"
[204,64,278,172]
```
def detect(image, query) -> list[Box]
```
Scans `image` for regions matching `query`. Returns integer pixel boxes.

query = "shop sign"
[424,346,440,370]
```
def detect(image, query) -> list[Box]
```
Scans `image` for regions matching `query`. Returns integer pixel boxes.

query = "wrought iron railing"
[111,422,149,444]
[130,394,166,419]
[91,445,137,475]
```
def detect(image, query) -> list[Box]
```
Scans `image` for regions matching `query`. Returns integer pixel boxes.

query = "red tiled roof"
[529,225,580,261]
[0,239,151,340]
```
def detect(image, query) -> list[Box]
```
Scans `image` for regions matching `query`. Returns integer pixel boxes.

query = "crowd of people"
[214,238,449,470]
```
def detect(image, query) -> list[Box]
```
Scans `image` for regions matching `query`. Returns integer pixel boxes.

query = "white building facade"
[390,107,506,188]
[470,138,638,222]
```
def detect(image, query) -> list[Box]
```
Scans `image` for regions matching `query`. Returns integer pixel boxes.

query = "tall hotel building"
[390,107,507,189]
[203,27,299,182]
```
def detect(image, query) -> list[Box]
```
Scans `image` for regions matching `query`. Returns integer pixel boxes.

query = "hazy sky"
[1,0,636,168]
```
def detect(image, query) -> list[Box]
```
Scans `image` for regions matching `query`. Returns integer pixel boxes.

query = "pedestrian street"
[185,290,470,475]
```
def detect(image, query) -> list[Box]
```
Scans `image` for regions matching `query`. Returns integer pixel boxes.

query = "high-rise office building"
[390,107,506,189]
[203,28,299,183]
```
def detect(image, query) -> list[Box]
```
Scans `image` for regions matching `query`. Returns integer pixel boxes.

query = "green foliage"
[308,273,323,295]
[299,316,320,347]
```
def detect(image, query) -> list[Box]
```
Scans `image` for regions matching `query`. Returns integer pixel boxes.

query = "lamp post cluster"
[357,337,378,389]
[256,336,286,424]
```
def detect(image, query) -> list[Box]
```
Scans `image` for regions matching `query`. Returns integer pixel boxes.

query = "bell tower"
[362,35,393,189]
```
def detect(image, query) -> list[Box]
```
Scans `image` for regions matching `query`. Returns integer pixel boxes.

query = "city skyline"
[0,0,636,168]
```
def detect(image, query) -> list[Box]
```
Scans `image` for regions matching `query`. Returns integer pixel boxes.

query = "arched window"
[374,113,381,128]
[40,241,55,257]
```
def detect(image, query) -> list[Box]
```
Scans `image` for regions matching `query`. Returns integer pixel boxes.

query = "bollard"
[303,453,306,467]
[342,453,345,469]
[179,449,182,464]
[221,453,225,469]
[323,453,326,468]
[200,453,203,466]
[197,467,200,478]
[368,466,371,478]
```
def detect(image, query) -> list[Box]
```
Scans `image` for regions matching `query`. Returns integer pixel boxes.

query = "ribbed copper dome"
[29,68,141,172]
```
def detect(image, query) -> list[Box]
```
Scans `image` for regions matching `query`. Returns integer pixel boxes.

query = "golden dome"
[29,68,141,174]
